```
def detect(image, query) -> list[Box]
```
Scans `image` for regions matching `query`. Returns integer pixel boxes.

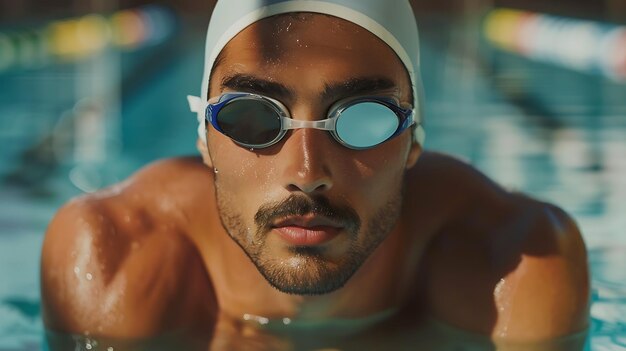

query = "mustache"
[254,195,361,232]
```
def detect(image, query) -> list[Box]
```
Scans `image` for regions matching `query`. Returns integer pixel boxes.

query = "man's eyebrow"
[220,75,402,103]
[221,74,294,100]
[321,77,398,101]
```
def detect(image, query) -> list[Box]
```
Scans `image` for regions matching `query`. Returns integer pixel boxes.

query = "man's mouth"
[271,215,343,246]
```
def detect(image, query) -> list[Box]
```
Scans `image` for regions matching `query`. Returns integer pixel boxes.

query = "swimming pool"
[1,13,625,351]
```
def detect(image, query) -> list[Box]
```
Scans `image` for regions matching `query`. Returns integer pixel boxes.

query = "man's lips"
[272,216,343,246]
[273,215,343,229]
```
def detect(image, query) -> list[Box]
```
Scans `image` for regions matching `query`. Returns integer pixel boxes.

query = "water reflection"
[45,315,589,351]
[589,247,626,350]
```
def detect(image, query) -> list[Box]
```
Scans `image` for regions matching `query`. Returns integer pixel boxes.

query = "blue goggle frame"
[188,92,414,150]
[193,92,417,150]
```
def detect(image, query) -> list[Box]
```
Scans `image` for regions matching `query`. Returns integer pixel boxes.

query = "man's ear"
[197,138,214,169]
[405,141,422,170]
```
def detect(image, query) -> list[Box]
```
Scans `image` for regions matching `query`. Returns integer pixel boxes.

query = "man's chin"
[252,253,361,296]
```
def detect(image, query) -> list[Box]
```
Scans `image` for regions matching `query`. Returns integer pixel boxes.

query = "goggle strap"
[281,117,335,131]
[188,95,208,142]
[414,124,426,145]
[187,95,203,113]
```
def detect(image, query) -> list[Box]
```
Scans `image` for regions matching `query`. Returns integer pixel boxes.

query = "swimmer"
[41,0,590,349]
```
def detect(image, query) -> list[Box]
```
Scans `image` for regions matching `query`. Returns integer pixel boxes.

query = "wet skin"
[41,14,589,350]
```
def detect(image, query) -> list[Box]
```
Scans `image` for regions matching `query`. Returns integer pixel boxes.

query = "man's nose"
[279,128,334,194]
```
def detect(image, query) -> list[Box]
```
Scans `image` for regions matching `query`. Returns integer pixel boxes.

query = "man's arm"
[40,180,217,339]
[489,202,590,341]
[416,153,590,342]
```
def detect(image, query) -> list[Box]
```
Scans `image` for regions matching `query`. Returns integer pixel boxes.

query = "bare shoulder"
[41,157,217,338]
[489,196,590,341]
[417,152,590,341]
[408,151,509,197]
[403,152,512,230]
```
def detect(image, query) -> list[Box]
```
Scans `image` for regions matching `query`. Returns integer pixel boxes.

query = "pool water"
[0,14,625,351]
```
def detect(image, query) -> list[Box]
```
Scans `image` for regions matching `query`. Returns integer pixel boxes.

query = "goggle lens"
[217,99,282,146]
[335,102,400,148]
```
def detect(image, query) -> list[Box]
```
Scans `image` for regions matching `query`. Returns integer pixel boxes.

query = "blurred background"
[0,0,625,350]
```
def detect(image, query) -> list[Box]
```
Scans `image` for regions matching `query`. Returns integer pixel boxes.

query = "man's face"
[204,13,420,295]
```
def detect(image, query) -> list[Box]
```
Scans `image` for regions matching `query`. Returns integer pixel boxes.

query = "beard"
[215,184,403,296]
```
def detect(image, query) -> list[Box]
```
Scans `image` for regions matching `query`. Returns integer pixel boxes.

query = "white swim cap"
[188,0,425,145]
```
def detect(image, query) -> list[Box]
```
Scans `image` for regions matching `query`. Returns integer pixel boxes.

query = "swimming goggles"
[188,92,418,150]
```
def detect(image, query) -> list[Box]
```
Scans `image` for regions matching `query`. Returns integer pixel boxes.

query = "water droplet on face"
[242,313,271,325]
[84,339,97,350]
[107,347,114,351]
[74,267,80,275]
[214,168,219,174]
[86,273,93,281]
[249,148,255,152]
[282,318,291,325]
